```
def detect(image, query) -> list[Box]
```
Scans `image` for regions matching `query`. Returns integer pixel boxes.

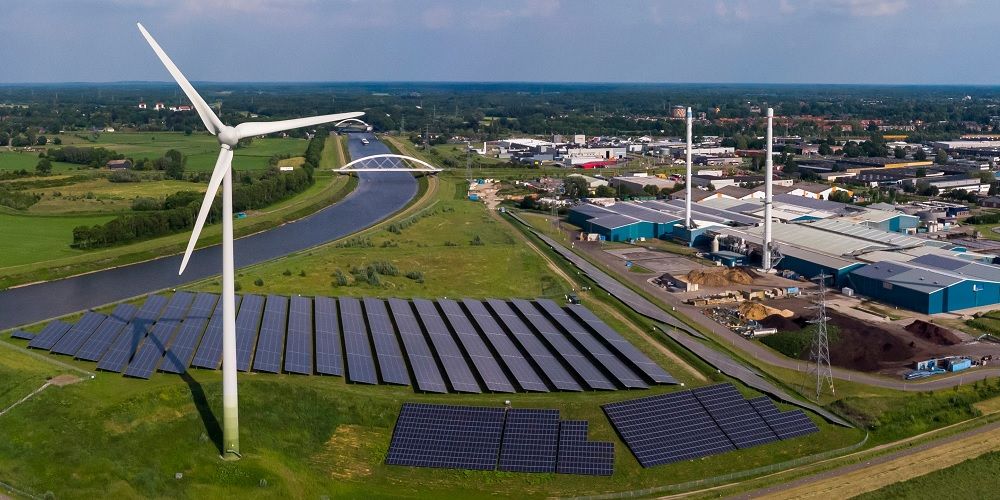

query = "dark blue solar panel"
[386,403,506,470]
[235,294,265,372]
[339,297,378,384]
[75,304,137,361]
[556,420,614,476]
[748,397,819,440]
[692,384,778,449]
[97,295,168,373]
[363,298,410,385]
[511,299,614,391]
[602,390,734,467]
[190,295,241,369]
[10,330,35,341]
[50,312,108,356]
[485,299,581,392]
[412,298,480,393]
[27,320,72,350]
[463,299,548,393]
[160,293,218,374]
[535,299,646,389]
[252,295,288,373]
[314,296,343,376]
[283,296,313,375]
[498,409,559,472]
[125,292,195,379]
[566,304,677,385]
[388,298,447,393]
[438,299,514,393]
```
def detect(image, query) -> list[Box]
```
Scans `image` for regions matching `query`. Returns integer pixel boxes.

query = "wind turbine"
[137,22,363,460]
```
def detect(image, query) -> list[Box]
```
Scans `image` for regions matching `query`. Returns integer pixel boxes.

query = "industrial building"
[849,254,1000,314]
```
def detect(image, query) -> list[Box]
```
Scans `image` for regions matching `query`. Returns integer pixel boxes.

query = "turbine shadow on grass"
[180,369,224,455]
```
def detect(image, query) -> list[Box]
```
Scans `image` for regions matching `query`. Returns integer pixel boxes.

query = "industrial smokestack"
[685,107,693,229]
[762,108,774,271]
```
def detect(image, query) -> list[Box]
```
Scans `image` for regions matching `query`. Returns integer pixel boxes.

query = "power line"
[807,273,835,401]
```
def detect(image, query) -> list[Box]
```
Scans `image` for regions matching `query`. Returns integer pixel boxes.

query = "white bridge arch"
[336,154,442,173]
[333,118,373,131]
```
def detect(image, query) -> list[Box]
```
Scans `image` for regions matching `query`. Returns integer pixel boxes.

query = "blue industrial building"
[568,203,681,242]
[849,254,1000,314]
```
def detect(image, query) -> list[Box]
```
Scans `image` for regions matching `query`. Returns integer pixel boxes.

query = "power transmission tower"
[807,273,835,401]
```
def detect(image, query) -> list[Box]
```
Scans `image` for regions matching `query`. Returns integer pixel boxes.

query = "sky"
[0,0,996,85]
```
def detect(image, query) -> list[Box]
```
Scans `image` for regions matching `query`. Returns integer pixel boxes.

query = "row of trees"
[45,146,123,167]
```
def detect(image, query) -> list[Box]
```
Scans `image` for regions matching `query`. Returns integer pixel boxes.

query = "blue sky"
[1,0,994,84]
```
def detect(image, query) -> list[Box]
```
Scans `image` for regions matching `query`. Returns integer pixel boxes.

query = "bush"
[0,187,41,210]
[282,269,292,276]
[254,278,264,287]
[131,197,161,211]
[470,235,484,246]
[370,261,398,276]
[332,269,349,286]
[336,236,373,248]
[405,270,424,282]
[298,270,306,277]
[108,170,141,183]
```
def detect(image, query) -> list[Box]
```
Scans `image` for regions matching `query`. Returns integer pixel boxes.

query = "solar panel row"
[10,330,35,341]
[252,295,288,373]
[25,295,674,393]
[386,404,614,476]
[603,383,820,468]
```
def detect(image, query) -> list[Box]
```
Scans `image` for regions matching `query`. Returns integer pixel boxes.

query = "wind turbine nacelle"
[218,126,239,147]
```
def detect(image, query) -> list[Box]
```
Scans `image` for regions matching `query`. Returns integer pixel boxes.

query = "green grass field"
[0,211,114,267]
[28,178,203,214]
[0,151,79,173]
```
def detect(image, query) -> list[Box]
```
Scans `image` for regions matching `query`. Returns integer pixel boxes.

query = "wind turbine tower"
[685,107,693,229]
[137,23,364,460]
[762,108,774,271]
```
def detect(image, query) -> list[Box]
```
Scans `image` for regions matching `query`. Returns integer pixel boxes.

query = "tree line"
[70,136,326,249]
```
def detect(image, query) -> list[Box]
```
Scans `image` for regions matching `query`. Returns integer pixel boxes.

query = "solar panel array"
[386,403,614,476]
[10,330,35,341]
[14,295,674,392]
[603,383,820,467]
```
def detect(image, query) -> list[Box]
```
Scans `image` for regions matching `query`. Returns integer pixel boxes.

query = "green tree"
[562,176,590,198]
[935,149,949,165]
[914,148,927,161]
[915,168,927,178]
[828,190,852,203]
[35,135,47,146]
[594,185,615,198]
[819,143,833,155]
[35,158,52,175]
[52,137,62,145]
[643,184,660,197]
[894,146,906,159]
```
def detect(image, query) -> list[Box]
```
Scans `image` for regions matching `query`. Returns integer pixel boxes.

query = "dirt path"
[756,422,1000,499]
[0,374,81,418]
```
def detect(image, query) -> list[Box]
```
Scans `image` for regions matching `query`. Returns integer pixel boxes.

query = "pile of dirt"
[905,320,962,346]
[825,311,916,372]
[687,267,758,286]
[739,302,794,321]
[760,314,802,331]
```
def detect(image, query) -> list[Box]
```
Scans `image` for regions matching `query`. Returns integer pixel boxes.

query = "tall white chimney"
[685,107,693,229]
[762,108,774,271]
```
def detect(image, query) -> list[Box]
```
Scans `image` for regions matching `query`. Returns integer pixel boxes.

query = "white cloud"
[827,0,908,17]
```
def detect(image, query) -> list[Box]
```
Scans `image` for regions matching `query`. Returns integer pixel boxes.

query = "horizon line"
[1,80,999,88]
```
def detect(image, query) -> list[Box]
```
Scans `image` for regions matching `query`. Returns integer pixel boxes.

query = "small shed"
[106,159,132,170]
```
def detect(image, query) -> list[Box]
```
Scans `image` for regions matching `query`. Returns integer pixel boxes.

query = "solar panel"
[437,299,514,393]
[97,295,168,373]
[75,304,138,361]
[234,294,265,372]
[748,397,819,440]
[339,297,378,384]
[50,312,108,356]
[124,292,195,379]
[26,320,72,350]
[556,420,614,476]
[252,295,288,373]
[10,330,35,341]
[190,295,242,370]
[283,296,313,375]
[388,298,447,393]
[534,299,647,389]
[566,304,677,385]
[485,299,581,392]
[386,403,506,470]
[498,409,559,473]
[602,391,734,467]
[363,297,410,385]
[691,384,778,449]
[412,298,481,393]
[463,299,548,392]
[510,299,614,391]
[314,296,344,376]
[160,293,218,374]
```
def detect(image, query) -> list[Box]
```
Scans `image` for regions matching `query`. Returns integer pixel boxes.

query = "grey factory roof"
[805,218,926,249]
[584,214,647,230]
[851,261,966,294]
[657,199,760,225]
[606,201,684,224]
[710,227,859,270]
[911,254,1000,283]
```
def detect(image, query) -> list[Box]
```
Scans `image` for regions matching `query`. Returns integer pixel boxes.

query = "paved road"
[0,133,416,330]
[508,212,851,427]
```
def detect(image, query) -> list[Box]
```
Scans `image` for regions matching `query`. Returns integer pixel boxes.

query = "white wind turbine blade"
[178,147,234,275]
[137,22,224,135]
[234,111,365,139]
